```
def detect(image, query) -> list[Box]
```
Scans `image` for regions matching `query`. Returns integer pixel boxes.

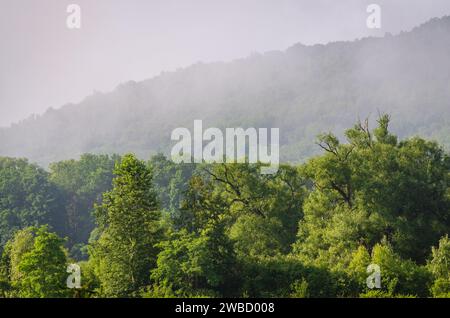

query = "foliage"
[8,226,69,298]
[151,225,237,297]
[0,158,62,247]
[0,116,448,298]
[49,154,118,252]
[90,154,162,297]
[294,115,450,270]
[427,235,450,297]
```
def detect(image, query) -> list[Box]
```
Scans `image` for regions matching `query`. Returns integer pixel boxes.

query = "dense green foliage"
[0,116,448,298]
[49,154,118,257]
[427,235,450,297]
[89,154,162,297]
[294,115,449,265]
[0,158,61,247]
[0,226,69,297]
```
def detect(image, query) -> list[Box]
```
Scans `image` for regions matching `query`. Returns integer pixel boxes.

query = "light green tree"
[91,154,162,297]
[16,226,69,298]
[427,235,450,297]
[0,228,35,297]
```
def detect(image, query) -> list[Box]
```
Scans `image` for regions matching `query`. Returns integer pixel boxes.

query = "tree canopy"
[0,115,448,298]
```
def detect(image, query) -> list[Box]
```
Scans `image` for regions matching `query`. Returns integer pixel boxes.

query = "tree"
[16,226,69,298]
[348,243,431,297]
[294,115,450,270]
[347,245,372,294]
[427,235,450,297]
[4,228,35,285]
[151,224,237,297]
[0,157,62,247]
[0,228,35,297]
[149,153,196,222]
[230,214,285,258]
[151,168,240,297]
[90,154,162,297]
[197,162,305,254]
[49,154,118,257]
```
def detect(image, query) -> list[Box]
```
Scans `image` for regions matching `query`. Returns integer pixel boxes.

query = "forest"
[0,115,448,298]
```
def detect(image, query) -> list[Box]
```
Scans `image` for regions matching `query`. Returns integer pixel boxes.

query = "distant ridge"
[1,16,450,166]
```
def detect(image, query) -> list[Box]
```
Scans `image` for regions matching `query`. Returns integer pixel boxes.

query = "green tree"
[427,235,450,297]
[294,115,450,270]
[230,214,285,258]
[151,223,237,297]
[198,163,305,254]
[49,154,118,255]
[90,154,162,297]
[5,228,35,285]
[149,153,196,222]
[151,169,239,297]
[349,243,431,297]
[0,157,62,247]
[16,226,68,298]
[0,228,35,297]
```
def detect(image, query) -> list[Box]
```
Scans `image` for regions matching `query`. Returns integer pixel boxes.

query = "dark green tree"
[49,154,118,256]
[294,115,450,270]
[0,157,62,247]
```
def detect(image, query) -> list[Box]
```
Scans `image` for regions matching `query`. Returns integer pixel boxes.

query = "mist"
[1,0,450,127]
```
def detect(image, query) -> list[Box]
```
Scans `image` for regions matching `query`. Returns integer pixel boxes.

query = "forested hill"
[1,16,450,166]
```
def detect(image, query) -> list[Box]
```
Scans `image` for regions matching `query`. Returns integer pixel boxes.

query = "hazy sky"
[1,0,450,127]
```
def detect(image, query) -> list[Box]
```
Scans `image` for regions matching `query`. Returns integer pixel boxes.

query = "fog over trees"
[1,17,450,166]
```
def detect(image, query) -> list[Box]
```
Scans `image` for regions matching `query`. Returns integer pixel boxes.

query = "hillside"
[1,16,450,166]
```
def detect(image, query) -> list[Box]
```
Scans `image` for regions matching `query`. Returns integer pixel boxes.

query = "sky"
[1,0,450,127]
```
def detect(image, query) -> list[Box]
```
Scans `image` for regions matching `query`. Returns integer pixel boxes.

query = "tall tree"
[91,154,162,297]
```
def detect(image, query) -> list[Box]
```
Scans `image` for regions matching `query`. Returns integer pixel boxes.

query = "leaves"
[90,154,162,297]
